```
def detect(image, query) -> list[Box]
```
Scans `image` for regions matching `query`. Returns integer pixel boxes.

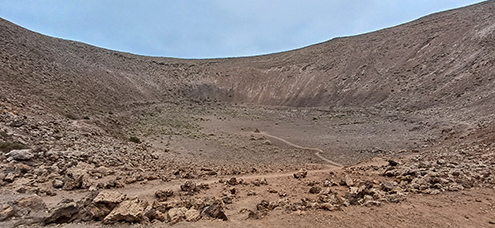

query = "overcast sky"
[0,0,485,59]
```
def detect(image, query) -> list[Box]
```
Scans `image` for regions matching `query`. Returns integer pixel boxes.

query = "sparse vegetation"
[0,141,29,152]
[129,136,141,144]
[130,109,202,138]
[65,113,79,120]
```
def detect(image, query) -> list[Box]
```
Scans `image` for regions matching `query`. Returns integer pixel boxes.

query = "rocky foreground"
[1,146,494,226]
[1,98,495,227]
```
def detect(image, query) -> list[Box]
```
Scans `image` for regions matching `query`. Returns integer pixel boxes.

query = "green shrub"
[65,113,79,120]
[0,141,29,152]
[129,136,141,144]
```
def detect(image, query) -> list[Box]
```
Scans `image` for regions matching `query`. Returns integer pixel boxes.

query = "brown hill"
[1,1,495,125]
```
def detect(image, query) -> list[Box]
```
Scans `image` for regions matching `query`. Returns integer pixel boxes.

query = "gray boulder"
[6,149,33,161]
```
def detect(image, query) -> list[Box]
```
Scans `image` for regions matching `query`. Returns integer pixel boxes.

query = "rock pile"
[0,189,229,226]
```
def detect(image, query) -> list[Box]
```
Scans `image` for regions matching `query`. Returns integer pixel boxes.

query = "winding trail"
[255,131,343,167]
[110,131,345,201]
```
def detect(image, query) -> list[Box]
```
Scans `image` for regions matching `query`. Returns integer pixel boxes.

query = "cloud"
[0,0,483,58]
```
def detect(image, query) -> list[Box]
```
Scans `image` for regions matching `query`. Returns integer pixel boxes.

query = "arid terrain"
[1,1,495,227]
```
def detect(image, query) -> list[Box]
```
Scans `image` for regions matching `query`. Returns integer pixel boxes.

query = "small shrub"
[83,116,90,120]
[0,141,29,152]
[129,136,141,144]
[65,113,79,120]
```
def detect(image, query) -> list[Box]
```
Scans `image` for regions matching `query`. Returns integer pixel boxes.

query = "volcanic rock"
[0,204,14,221]
[52,179,64,188]
[202,201,227,221]
[103,198,149,224]
[293,169,308,179]
[185,208,201,222]
[155,189,174,201]
[167,207,188,224]
[44,199,79,224]
[93,190,126,207]
[309,186,322,194]
[14,195,47,217]
[180,181,197,192]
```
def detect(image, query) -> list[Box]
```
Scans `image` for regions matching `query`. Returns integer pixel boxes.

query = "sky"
[0,0,486,59]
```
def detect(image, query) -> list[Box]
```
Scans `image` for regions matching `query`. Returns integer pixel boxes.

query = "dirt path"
[255,131,343,167]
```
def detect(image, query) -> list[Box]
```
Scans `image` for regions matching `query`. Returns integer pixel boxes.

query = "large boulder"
[103,198,149,224]
[93,190,126,207]
[293,169,308,179]
[14,195,47,217]
[202,201,227,221]
[76,191,114,221]
[167,207,188,224]
[0,204,14,221]
[185,208,201,222]
[63,162,94,190]
[43,199,79,224]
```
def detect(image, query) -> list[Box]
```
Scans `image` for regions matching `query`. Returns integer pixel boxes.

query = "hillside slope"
[0,1,494,125]
[195,0,495,123]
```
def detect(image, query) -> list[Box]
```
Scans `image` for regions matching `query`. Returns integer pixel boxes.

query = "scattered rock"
[62,175,83,191]
[437,159,446,165]
[363,200,382,207]
[267,188,278,193]
[227,177,237,185]
[317,203,341,211]
[381,182,396,192]
[167,207,188,224]
[388,160,399,166]
[324,180,338,187]
[154,210,167,222]
[293,169,308,179]
[447,183,464,191]
[185,208,201,222]
[155,189,174,201]
[180,181,197,192]
[247,209,261,219]
[4,173,16,183]
[222,196,233,204]
[343,193,360,206]
[257,200,269,211]
[309,186,322,194]
[344,175,354,186]
[386,195,406,204]
[202,202,227,221]
[52,179,64,188]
